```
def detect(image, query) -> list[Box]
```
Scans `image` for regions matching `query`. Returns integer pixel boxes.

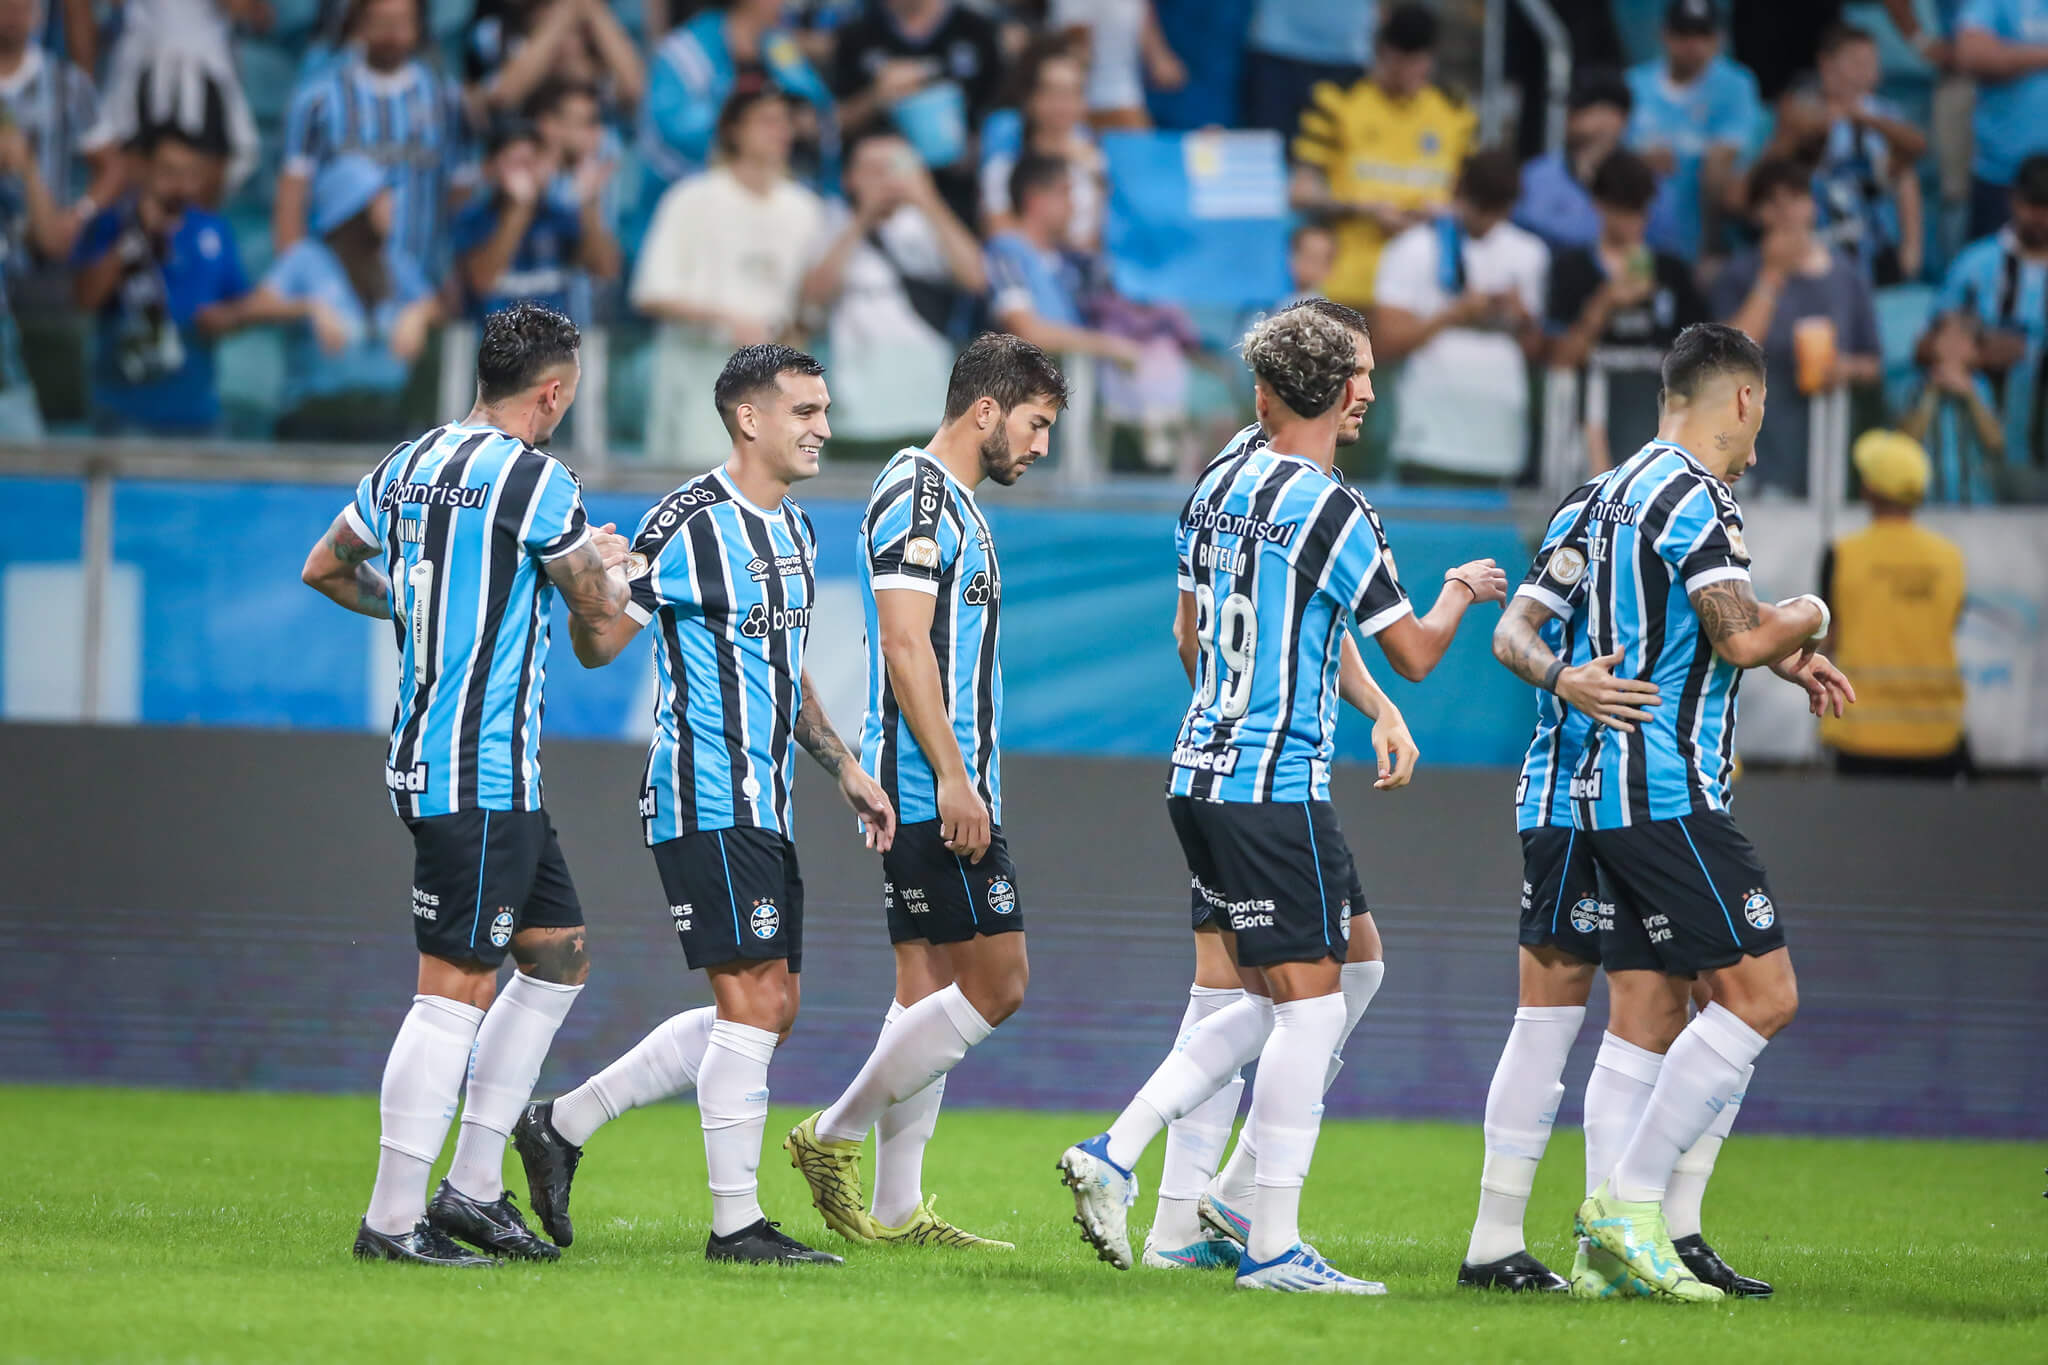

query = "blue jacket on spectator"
[638,9,832,187]
[1938,227,2048,461]
[985,231,1084,327]
[1624,54,1762,260]
[1958,0,2048,188]
[1514,150,1684,257]
[262,238,435,406]
[449,193,585,323]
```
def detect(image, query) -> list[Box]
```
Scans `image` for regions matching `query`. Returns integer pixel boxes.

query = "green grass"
[1,1085,2039,1363]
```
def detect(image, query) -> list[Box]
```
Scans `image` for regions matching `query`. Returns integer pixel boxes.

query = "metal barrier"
[1481,0,1573,154]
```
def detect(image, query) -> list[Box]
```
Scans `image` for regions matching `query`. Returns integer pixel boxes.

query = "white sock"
[817,984,992,1144]
[1466,1003,1585,1265]
[1610,1005,1769,1203]
[365,994,485,1234]
[1247,994,1346,1263]
[1583,1031,1664,1196]
[699,1019,779,1237]
[1104,994,1273,1172]
[1324,960,1386,1090]
[448,973,583,1201]
[872,999,948,1229]
[1152,985,1245,1247]
[1663,1063,1752,1239]
[1214,1117,1258,1209]
[552,1006,715,1147]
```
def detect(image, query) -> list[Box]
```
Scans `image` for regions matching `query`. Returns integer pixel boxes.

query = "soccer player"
[511,344,896,1266]
[1491,322,1852,1302]
[1059,306,1506,1292]
[782,334,1067,1250]
[301,302,631,1266]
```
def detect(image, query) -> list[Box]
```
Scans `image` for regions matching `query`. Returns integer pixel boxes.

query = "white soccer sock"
[551,1006,716,1147]
[872,999,949,1229]
[1214,1116,1258,1209]
[1104,993,1274,1173]
[1465,1004,1584,1265]
[448,973,583,1201]
[1324,960,1386,1090]
[1610,1005,1769,1203]
[1582,1031,1664,1196]
[1246,993,1346,1263]
[699,1018,779,1237]
[1663,1063,1752,1239]
[365,994,485,1234]
[1152,985,1246,1247]
[817,984,992,1144]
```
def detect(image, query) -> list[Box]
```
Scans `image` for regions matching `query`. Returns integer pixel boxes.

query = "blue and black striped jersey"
[1512,478,1603,832]
[858,449,1003,825]
[626,468,817,844]
[1558,440,1753,829]
[346,423,591,817]
[1169,437,1413,804]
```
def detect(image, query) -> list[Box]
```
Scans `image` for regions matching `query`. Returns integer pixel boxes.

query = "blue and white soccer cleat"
[1141,1230,1243,1271]
[1057,1134,1138,1270]
[1196,1191,1250,1248]
[1234,1242,1387,1295]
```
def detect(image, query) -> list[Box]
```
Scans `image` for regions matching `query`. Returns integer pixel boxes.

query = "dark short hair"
[1008,153,1068,215]
[1591,149,1659,212]
[131,121,208,159]
[1816,22,1874,59]
[1289,221,1334,251]
[476,301,580,404]
[713,343,826,435]
[1378,2,1439,53]
[1568,67,1633,116]
[1456,147,1522,215]
[484,115,539,159]
[840,119,906,170]
[1661,322,1765,403]
[2015,154,2048,207]
[1242,308,1355,420]
[1746,156,1813,214]
[1284,296,1370,338]
[524,78,600,122]
[714,84,789,157]
[943,332,1068,422]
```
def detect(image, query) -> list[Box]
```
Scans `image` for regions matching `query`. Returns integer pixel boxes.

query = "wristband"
[1780,593,1830,641]
[1541,658,1565,693]
[1445,574,1476,600]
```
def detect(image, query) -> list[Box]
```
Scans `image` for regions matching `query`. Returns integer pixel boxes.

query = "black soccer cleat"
[427,1178,561,1261]
[353,1218,497,1268]
[1674,1234,1773,1298]
[1457,1250,1570,1292]
[705,1218,845,1265]
[513,1100,583,1248]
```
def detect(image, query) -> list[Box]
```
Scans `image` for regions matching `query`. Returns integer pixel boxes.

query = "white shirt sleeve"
[1373,227,1438,315]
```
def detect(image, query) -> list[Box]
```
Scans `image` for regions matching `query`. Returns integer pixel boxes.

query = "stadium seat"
[429,0,471,43]
[238,38,303,129]
[267,0,323,43]
[216,328,288,439]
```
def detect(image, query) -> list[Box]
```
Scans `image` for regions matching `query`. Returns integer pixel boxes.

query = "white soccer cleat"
[1234,1242,1387,1295]
[1141,1230,1243,1271]
[1057,1134,1137,1270]
[1197,1190,1250,1248]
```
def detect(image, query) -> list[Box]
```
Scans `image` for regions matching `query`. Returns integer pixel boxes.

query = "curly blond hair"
[1240,307,1355,421]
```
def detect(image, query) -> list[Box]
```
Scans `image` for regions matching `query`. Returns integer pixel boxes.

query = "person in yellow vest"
[1819,430,1971,778]
[1287,3,1476,310]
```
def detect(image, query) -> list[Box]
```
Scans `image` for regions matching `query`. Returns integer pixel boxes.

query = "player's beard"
[979,422,1027,486]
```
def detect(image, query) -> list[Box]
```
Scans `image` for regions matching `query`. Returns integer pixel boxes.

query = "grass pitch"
[1,1085,2038,1364]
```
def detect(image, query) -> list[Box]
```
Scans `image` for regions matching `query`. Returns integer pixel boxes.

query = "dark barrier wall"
[3,724,2042,1138]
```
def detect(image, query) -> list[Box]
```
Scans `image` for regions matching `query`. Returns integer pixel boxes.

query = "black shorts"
[651,827,805,974]
[1587,812,1786,977]
[1168,796,1363,968]
[883,820,1025,945]
[1517,825,1604,966]
[403,809,583,968]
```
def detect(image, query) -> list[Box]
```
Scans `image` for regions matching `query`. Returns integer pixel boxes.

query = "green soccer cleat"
[871,1195,1015,1250]
[784,1112,875,1242]
[1577,1183,1724,1303]
[1568,1235,1656,1299]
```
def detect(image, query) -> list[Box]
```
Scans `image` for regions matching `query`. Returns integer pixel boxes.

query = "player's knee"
[514,927,590,986]
[964,965,1027,1025]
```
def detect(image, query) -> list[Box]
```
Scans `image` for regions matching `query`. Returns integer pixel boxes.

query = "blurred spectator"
[467,0,646,121]
[1515,68,1679,256]
[800,126,985,444]
[1283,222,1336,304]
[639,0,832,189]
[452,117,619,322]
[532,79,627,321]
[632,87,823,464]
[1289,3,1474,310]
[1935,154,2048,473]
[830,0,1003,230]
[1902,310,2008,504]
[1765,24,1926,285]
[981,40,1104,251]
[1711,156,1881,496]
[1048,0,1185,130]
[1955,0,2048,239]
[1505,0,1623,164]
[70,124,251,435]
[984,152,1141,366]
[94,0,263,202]
[1819,429,1970,778]
[276,0,471,270]
[1625,0,1762,262]
[1546,150,1708,472]
[1373,148,1548,482]
[247,154,440,442]
[1238,0,1371,136]
[0,0,114,282]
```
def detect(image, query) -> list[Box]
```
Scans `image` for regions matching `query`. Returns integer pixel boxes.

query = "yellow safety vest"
[1819,520,1967,758]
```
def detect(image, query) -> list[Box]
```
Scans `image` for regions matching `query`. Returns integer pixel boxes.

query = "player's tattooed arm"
[1492,594,1662,732]
[1491,594,1564,692]
[796,669,898,854]
[550,528,638,668]
[300,511,392,618]
[1690,576,1824,670]
[792,680,855,777]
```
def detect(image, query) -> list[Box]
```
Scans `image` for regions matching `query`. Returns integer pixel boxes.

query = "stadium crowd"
[0,0,2045,501]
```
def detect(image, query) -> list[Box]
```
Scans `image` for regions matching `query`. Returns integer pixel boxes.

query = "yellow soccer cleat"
[1577,1183,1724,1303]
[784,1112,875,1242]
[1568,1235,1656,1299]
[871,1195,1015,1251]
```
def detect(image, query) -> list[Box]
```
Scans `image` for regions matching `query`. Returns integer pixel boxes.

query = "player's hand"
[839,765,897,854]
[1772,650,1856,718]
[1446,558,1509,605]
[1371,707,1419,790]
[936,771,991,864]
[1556,649,1663,732]
[589,522,630,571]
